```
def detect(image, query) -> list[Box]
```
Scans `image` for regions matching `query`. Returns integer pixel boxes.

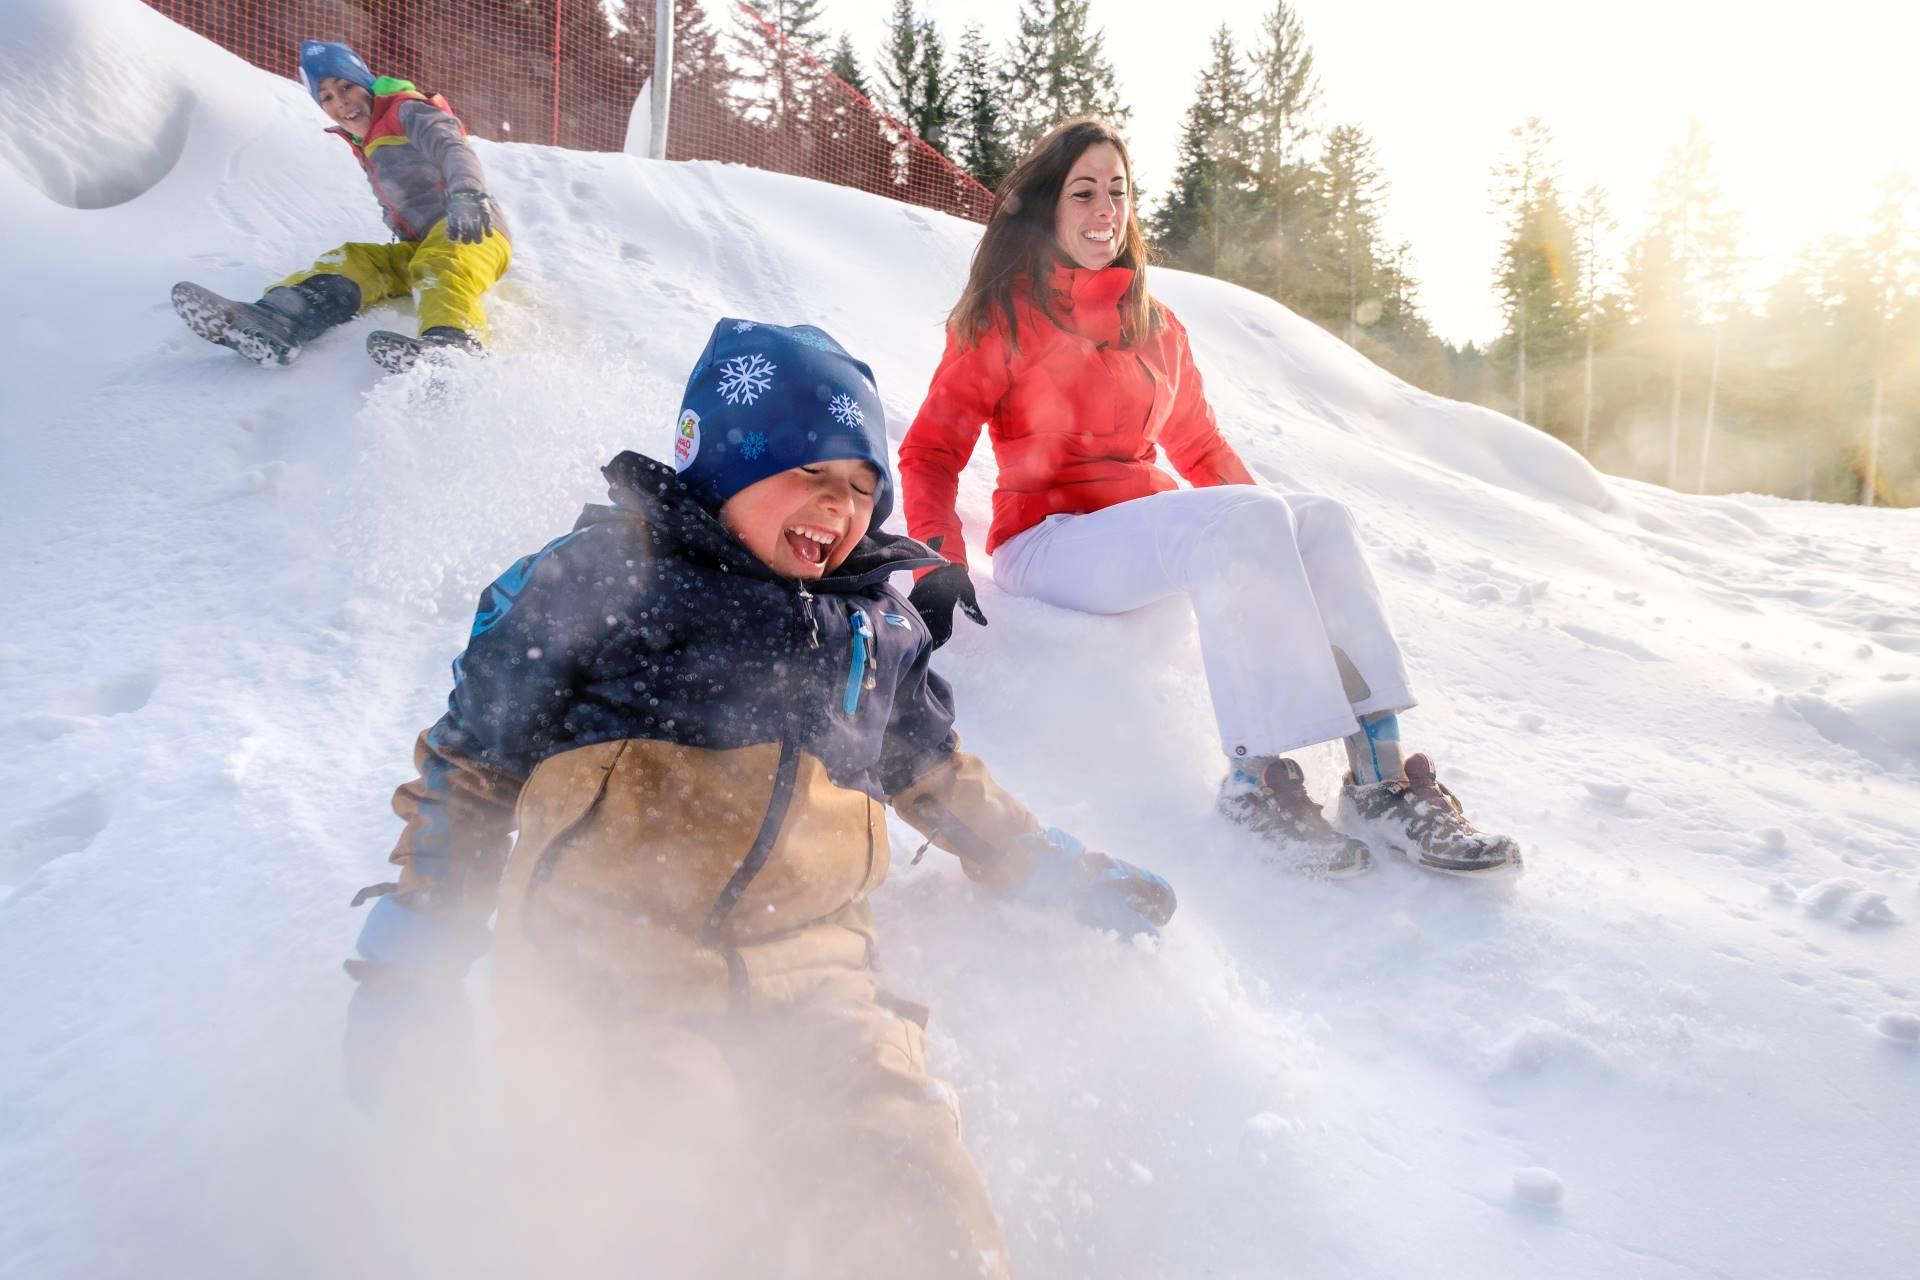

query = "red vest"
[326,90,464,240]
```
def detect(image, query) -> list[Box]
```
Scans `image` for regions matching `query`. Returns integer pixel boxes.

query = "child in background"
[343,319,1176,1278]
[172,40,510,370]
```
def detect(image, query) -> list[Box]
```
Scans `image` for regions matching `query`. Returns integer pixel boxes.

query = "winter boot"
[173,283,301,366]
[365,326,484,374]
[1219,757,1371,878]
[1337,753,1520,876]
[171,275,359,367]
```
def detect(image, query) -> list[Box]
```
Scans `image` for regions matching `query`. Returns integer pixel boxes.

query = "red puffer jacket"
[898,262,1253,569]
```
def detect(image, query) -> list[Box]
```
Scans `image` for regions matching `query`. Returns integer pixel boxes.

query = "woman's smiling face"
[1053,142,1128,270]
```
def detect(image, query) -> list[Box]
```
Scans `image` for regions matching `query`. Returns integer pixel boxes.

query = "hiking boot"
[1337,753,1520,876]
[1219,757,1371,878]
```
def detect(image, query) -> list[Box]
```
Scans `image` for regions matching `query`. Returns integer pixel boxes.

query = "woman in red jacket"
[899,117,1518,878]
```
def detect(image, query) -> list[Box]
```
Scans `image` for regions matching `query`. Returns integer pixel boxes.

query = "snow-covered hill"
[3,2,1917,1276]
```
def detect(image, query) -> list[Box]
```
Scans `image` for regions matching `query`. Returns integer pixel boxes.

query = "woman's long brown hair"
[949,116,1161,353]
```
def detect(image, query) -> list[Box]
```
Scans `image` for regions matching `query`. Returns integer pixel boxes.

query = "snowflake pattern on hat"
[741,431,767,460]
[732,321,757,333]
[717,353,777,406]
[828,393,864,427]
[790,329,835,352]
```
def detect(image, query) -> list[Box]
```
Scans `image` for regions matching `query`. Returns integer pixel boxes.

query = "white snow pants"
[991,486,1417,759]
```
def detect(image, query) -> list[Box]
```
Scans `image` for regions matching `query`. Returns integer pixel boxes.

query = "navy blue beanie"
[673,319,893,536]
[298,40,375,102]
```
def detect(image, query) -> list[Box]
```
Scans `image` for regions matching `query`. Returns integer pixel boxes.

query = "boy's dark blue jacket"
[379,451,1046,1010]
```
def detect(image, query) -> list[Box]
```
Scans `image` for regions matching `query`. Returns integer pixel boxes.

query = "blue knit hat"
[298,40,375,102]
[673,319,893,536]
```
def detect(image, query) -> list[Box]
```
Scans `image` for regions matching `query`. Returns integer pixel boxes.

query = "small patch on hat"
[674,408,700,471]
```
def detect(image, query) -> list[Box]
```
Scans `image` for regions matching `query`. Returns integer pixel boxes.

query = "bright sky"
[813,0,1919,345]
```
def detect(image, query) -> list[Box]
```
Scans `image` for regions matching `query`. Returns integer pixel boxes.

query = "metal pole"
[649,0,673,160]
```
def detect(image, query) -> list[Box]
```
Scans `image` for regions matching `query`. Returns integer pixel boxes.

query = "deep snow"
[2,2,1918,1276]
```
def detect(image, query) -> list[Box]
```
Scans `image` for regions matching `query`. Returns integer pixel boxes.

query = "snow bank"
[3,1,1918,1276]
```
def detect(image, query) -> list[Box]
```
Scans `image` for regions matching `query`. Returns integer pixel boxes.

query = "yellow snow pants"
[273,219,510,340]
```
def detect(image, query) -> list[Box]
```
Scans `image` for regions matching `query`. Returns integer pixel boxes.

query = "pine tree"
[745,0,828,51]
[1490,118,1579,429]
[1758,249,1849,499]
[876,3,954,155]
[1851,168,1919,504]
[952,23,1015,189]
[878,0,921,121]
[1571,185,1617,455]
[1316,123,1388,347]
[667,0,743,157]
[915,19,955,156]
[1637,117,1739,488]
[1150,26,1257,280]
[1247,1,1320,303]
[828,31,870,99]
[1004,0,1129,149]
[731,0,831,127]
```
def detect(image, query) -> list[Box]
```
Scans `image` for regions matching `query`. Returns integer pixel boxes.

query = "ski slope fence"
[139,0,995,223]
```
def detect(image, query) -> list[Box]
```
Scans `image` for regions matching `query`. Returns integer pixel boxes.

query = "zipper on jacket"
[794,582,821,649]
[843,610,875,715]
[700,737,802,944]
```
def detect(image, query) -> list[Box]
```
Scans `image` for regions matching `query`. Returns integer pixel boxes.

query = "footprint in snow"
[1395,546,1437,574]
[1557,623,1666,662]
[1876,1011,1920,1046]
[1512,1167,1565,1210]
[1,790,111,884]
[1581,780,1631,807]
[92,670,158,716]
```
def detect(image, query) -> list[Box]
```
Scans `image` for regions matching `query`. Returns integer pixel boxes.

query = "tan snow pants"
[495,977,1012,1280]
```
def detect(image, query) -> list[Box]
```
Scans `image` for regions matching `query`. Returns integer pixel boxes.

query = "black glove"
[444,189,493,244]
[909,562,988,649]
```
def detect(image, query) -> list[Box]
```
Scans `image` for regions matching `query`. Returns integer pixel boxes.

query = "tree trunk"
[1865,311,1887,507]
[1665,348,1685,488]
[1696,322,1722,493]
[1516,294,1529,424]
[1865,369,1884,507]
[1580,324,1595,455]
[1345,243,1358,346]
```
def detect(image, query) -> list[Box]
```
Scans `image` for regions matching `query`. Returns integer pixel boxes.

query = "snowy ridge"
[2,1,1918,1276]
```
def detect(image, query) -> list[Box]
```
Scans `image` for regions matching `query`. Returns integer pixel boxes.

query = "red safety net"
[140,0,994,223]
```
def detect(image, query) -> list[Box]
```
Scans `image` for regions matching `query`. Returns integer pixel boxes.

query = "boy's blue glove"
[1011,828,1178,937]
[444,189,493,244]
[342,891,488,1118]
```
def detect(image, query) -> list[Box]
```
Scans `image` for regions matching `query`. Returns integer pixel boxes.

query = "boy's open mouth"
[784,524,837,567]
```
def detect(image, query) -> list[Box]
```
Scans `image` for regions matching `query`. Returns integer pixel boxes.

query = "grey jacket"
[330,94,510,244]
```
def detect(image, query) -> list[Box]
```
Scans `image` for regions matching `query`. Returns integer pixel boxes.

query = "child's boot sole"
[171,283,299,367]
